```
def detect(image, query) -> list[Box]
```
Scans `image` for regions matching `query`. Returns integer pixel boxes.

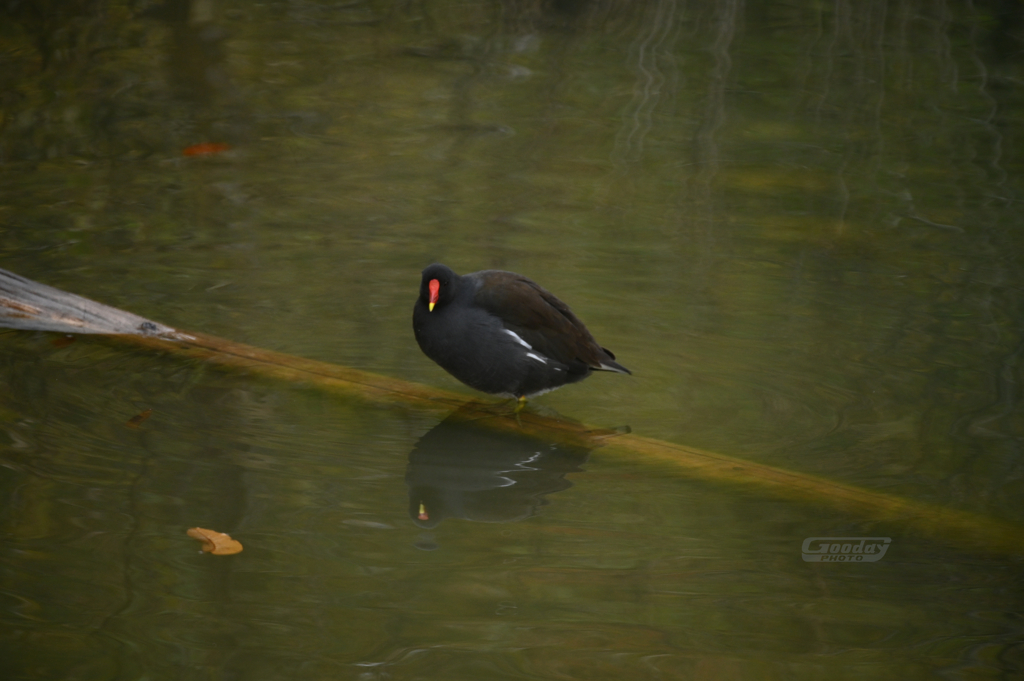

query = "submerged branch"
[1,267,1021,556]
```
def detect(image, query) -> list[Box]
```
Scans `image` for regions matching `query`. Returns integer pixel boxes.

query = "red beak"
[428,279,440,312]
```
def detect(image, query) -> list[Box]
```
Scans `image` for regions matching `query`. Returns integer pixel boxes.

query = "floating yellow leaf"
[187,527,243,555]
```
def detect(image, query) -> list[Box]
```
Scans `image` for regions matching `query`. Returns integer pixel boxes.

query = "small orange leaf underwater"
[51,334,76,348]
[125,409,153,428]
[187,527,243,555]
[182,142,230,157]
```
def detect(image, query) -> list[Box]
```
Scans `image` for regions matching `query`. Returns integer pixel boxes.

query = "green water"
[2,1,1023,678]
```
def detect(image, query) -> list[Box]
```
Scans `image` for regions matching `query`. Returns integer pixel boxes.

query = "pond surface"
[2,1,1024,679]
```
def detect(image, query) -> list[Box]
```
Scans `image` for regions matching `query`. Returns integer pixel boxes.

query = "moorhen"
[413,263,630,401]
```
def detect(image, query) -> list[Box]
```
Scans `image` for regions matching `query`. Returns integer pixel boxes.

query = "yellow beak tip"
[428,302,435,312]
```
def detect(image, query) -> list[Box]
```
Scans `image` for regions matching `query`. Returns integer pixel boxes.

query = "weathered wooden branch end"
[0,268,185,338]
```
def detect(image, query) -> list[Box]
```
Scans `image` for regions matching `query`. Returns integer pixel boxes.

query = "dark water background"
[1,0,1023,678]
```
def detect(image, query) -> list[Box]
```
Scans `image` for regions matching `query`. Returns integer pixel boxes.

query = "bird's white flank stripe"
[503,329,532,349]
[526,352,548,365]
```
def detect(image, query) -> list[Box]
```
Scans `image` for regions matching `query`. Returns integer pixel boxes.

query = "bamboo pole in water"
[2,267,1022,556]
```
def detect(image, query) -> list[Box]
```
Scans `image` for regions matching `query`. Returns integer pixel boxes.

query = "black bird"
[413,263,630,401]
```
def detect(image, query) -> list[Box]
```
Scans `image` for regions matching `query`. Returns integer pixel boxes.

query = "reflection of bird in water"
[405,410,592,529]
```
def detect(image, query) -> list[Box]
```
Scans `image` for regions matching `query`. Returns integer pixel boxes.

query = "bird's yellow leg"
[513,395,527,425]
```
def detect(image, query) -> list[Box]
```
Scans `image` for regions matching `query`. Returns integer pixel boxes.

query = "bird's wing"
[471,271,612,369]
